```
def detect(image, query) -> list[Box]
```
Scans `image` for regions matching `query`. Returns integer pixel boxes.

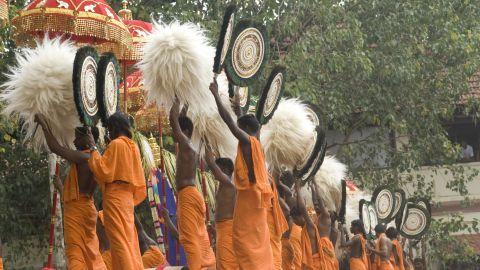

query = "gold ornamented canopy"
[0,0,8,26]
[11,0,132,56]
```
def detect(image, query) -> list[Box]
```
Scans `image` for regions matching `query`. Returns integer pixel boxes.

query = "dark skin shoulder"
[294,177,318,254]
[169,99,197,190]
[339,225,363,258]
[35,114,96,196]
[210,79,256,184]
[367,234,392,262]
[310,182,331,237]
[205,146,236,221]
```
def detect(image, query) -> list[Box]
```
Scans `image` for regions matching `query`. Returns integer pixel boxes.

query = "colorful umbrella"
[11,0,132,56]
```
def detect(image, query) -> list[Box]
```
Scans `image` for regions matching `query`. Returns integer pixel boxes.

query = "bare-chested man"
[35,113,106,270]
[339,220,368,270]
[204,146,238,269]
[210,78,274,269]
[368,224,394,270]
[168,99,215,270]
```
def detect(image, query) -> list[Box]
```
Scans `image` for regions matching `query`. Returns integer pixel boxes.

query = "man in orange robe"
[267,176,289,270]
[339,219,369,270]
[35,114,106,270]
[291,177,338,270]
[368,225,394,270]
[386,227,405,270]
[135,214,168,268]
[205,147,239,269]
[87,112,146,270]
[281,222,303,270]
[169,99,215,270]
[211,80,274,269]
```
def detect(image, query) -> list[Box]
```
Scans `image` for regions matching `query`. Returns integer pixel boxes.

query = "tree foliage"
[2,0,480,266]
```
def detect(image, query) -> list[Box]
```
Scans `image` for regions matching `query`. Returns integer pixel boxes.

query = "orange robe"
[267,179,289,270]
[101,250,112,270]
[374,234,394,270]
[349,235,369,270]
[281,224,302,270]
[0,258,3,270]
[88,136,146,270]
[177,186,215,270]
[390,239,405,270]
[216,219,239,269]
[142,245,168,268]
[233,137,274,269]
[301,226,338,270]
[63,164,106,270]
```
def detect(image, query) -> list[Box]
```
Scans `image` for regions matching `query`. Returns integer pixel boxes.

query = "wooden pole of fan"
[157,109,170,260]
[123,62,128,114]
[44,162,59,270]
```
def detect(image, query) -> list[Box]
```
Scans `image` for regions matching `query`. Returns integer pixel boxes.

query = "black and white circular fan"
[294,127,327,184]
[359,199,372,234]
[372,186,396,223]
[213,4,237,74]
[256,66,286,125]
[398,203,431,239]
[225,19,269,86]
[73,46,100,126]
[96,53,120,125]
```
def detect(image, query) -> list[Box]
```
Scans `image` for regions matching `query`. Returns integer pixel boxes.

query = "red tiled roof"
[453,234,480,254]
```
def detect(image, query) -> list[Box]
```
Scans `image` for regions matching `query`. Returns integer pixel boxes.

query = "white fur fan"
[1,37,79,151]
[300,155,346,212]
[138,21,216,114]
[261,98,316,171]
[189,72,237,160]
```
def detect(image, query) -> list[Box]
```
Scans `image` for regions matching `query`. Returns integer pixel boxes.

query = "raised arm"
[161,207,179,240]
[294,177,314,227]
[278,177,296,209]
[169,98,190,146]
[338,224,355,248]
[34,114,89,164]
[205,145,234,187]
[209,79,250,144]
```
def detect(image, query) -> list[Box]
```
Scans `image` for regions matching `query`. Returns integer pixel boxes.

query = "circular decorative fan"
[213,4,236,74]
[399,204,431,239]
[368,204,378,232]
[391,189,406,221]
[97,53,120,125]
[73,46,99,126]
[372,186,396,223]
[305,106,320,127]
[256,66,286,124]
[294,127,327,183]
[225,19,269,86]
[359,199,371,234]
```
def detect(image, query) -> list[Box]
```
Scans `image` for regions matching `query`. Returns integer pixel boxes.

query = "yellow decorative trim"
[0,1,8,25]
[11,7,132,51]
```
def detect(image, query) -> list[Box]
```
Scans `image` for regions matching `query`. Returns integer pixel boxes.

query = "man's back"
[76,162,97,195]
[215,182,236,221]
[350,235,364,258]
[175,142,197,190]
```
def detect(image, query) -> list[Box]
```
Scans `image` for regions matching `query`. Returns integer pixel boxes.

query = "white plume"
[301,156,347,212]
[261,98,316,171]
[138,21,216,114]
[1,36,79,151]
[190,72,237,160]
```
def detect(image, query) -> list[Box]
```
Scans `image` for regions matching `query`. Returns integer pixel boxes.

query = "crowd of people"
[0,78,418,270]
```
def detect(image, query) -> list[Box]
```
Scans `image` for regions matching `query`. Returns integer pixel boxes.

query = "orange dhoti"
[378,261,394,270]
[267,180,289,270]
[64,196,106,270]
[216,219,239,270]
[101,250,112,270]
[142,245,168,268]
[281,224,302,270]
[350,258,368,270]
[301,225,338,270]
[88,136,146,270]
[177,186,215,270]
[103,183,143,270]
[0,258,3,270]
[233,137,274,270]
